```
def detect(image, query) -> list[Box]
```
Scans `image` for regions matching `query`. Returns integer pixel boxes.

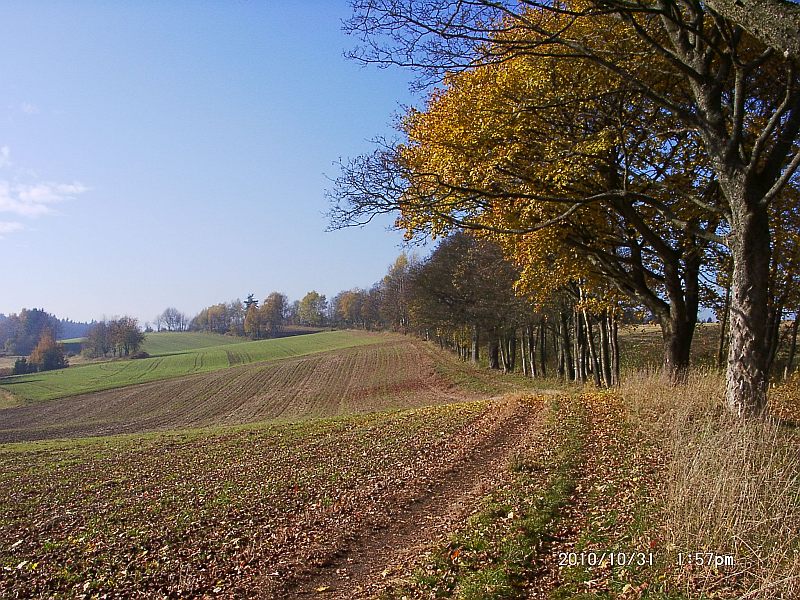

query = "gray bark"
[725,198,771,416]
[706,0,800,59]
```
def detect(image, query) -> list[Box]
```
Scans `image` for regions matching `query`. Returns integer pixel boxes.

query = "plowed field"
[0,336,512,443]
[0,331,381,403]
[1,399,526,599]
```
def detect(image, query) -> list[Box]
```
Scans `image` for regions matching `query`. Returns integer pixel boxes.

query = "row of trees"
[331,0,800,416]
[189,291,330,338]
[330,239,628,387]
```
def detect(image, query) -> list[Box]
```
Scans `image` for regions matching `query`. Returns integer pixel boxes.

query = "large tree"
[344,36,719,379]
[297,291,328,327]
[337,0,800,416]
[261,292,288,337]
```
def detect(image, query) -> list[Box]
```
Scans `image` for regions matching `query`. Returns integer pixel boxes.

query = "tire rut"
[284,395,546,599]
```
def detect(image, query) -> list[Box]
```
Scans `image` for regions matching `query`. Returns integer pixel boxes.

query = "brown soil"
[0,339,475,443]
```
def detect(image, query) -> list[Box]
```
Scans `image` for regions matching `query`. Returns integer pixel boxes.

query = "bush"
[13,357,36,375]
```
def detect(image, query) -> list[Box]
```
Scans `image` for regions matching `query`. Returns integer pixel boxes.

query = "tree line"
[188,291,329,339]
[327,239,629,387]
[330,0,800,417]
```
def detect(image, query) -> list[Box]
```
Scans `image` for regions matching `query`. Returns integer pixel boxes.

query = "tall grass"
[621,370,800,598]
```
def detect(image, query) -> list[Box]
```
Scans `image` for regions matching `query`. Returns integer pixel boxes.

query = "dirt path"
[283,395,547,599]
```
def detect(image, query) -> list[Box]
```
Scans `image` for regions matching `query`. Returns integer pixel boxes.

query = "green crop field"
[141,331,252,355]
[0,330,384,403]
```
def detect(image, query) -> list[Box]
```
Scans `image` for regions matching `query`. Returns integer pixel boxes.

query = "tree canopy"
[333,0,800,416]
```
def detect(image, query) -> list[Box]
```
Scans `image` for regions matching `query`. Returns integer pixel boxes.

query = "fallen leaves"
[0,402,491,598]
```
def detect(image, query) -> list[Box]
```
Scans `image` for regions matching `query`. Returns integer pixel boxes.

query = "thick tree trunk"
[488,338,501,370]
[705,0,800,60]
[661,313,694,384]
[726,203,771,417]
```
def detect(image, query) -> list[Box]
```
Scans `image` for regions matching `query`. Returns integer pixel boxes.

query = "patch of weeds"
[549,394,686,600]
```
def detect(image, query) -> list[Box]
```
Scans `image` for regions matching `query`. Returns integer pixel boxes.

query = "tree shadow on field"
[0,378,44,385]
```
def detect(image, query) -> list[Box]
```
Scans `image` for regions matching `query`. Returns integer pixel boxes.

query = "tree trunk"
[528,324,538,378]
[785,318,799,379]
[583,311,602,387]
[574,309,587,383]
[765,305,784,377]
[661,312,694,384]
[560,311,574,381]
[599,311,613,387]
[521,329,528,376]
[499,335,510,373]
[488,338,501,370]
[726,202,771,417]
[610,313,620,386]
[539,317,547,377]
[471,326,480,364]
[705,0,800,60]
[508,330,517,372]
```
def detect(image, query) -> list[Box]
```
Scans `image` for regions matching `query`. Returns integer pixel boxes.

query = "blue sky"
[0,1,418,323]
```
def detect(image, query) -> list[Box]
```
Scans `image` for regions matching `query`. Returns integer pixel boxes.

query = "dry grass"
[621,370,800,599]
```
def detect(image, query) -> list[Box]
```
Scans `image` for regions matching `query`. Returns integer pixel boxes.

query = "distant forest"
[0,310,92,355]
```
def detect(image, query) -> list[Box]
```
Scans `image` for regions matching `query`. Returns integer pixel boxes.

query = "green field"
[141,331,251,355]
[0,330,383,403]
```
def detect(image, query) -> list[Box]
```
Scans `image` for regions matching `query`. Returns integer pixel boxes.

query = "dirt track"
[282,396,546,598]
[0,339,474,443]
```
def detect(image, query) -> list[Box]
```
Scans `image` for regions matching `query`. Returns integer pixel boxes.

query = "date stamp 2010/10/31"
[557,551,736,569]
[557,551,655,568]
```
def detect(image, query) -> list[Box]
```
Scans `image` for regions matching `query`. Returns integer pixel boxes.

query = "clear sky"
[0,1,418,324]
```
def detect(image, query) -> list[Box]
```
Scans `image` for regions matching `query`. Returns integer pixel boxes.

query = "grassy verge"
[386,395,587,599]
[618,371,800,599]
[547,392,667,599]
[428,343,566,398]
